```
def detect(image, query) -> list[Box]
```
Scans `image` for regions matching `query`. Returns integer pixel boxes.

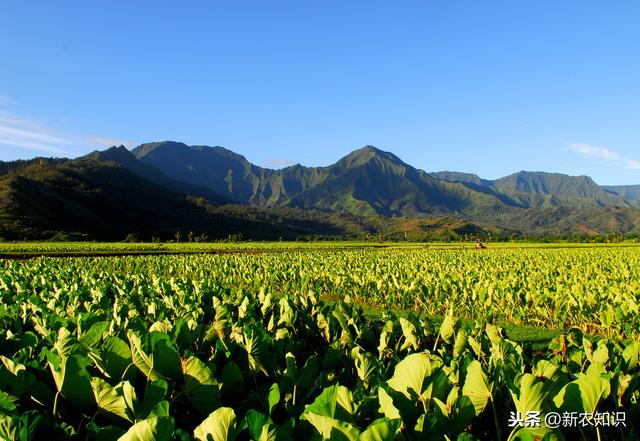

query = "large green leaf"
[267,383,280,415]
[302,384,361,440]
[553,373,610,414]
[183,356,221,414]
[245,410,278,441]
[304,384,355,421]
[453,329,468,357]
[243,326,275,376]
[193,407,238,441]
[387,353,437,402]
[220,362,244,400]
[622,341,640,369]
[91,377,132,422]
[103,336,134,382]
[118,416,174,441]
[461,360,492,416]
[0,413,41,441]
[352,348,378,387]
[358,418,400,441]
[53,328,78,357]
[128,332,161,381]
[285,353,319,392]
[0,391,17,416]
[149,333,182,380]
[0,356,53,405]
[377,388,400,420]
[432,387,476,438]
[439,315,457,345]
[511,374,545,415]
[399,318,419,351]
[79,321,109,348]
[137,380,169,420]
[303,413,360,441]
[127,331,181,381]
[509,374,554,439]
[48,354,95,408]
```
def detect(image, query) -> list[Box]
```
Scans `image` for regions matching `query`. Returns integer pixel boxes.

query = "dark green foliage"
[83,146,231,204]
[0,159,375,241]
[133,142,640,235]
[2,143,640,240]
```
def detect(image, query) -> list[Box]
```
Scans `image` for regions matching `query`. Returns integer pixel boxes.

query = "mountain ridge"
[130,141,635,215]
[1,141,639,240]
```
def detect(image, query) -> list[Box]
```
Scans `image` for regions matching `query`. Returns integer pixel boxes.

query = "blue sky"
[1,1,639,184]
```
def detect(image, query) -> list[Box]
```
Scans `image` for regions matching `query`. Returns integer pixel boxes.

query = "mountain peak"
[337,145,406,168]
[83,144,136,165]
[132,141,190,158]
[359,145,382,152]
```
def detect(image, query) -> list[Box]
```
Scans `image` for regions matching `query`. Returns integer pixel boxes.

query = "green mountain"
[134,141,635,216]
[492,171,628,208]
[1,142,639,240]
[83,146,231,204]
[133,141,328,205]
[285,146,508,217]
[432,170,629,209]
[429,171,491,187]
[133,142,509,217]
[0,158,375,241]
[604,185,640,208]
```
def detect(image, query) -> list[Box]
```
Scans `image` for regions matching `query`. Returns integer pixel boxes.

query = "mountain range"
[1,141,639,241]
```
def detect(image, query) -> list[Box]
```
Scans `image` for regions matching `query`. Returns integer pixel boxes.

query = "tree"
[123,233,139,243]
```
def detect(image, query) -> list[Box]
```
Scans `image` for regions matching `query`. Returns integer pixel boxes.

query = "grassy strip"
[337,302,562,351]
[0,240,638,255]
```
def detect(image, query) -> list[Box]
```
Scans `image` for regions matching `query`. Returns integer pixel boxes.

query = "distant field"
[2,244,638,335]
[0,240,637,256]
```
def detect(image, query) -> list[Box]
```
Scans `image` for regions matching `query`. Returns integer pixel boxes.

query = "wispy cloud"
[84,136,135,148]
[563,142,639,171]
[266,158,296,168]
[564,142,621,161]
[0,113,73,154]
[0,96,134,157]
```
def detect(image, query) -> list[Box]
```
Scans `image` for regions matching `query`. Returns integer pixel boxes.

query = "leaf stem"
[490,396,501,441]
[53,391,60,417]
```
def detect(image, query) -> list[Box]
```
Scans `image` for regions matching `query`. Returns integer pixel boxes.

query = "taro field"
[0,245,639,440]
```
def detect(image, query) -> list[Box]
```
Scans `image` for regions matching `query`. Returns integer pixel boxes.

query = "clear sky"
[1,1,639,185]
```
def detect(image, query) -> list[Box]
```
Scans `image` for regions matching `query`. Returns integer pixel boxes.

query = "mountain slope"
[134,142,511,217]
[0,158,374,241]
[134,141,333,205]
[604,185,640,209]
[3,142,639,239]
[130,141,640,230]
[492,171,628,208]
[84,146,230,204]
[493,206,640,236]
[429,171,492,187]
[287,146,508,217]
[432,170,630,209]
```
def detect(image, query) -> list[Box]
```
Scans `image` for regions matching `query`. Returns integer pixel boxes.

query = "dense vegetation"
[0,247,639,440]
[2,241,637,256]
[3,247,636,337]
[0,159,376,242]
[3,143,640,241]
[130,142,640,230]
